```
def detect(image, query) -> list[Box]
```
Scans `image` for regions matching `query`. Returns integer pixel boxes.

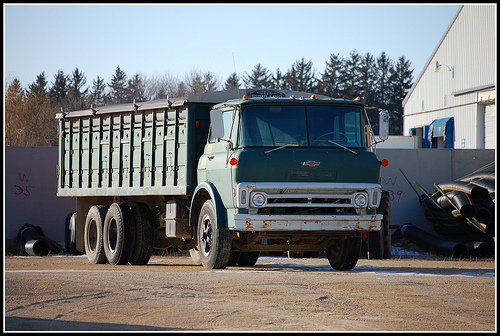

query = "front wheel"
[326,234,361,270]
[197,200,232,269]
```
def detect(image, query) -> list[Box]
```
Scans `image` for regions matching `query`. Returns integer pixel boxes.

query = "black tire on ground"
[65,212,82,255]
[129,203,154,265]
[84,205,108,264]
[326,234,362,270]
[237,251,260,266]
[103,202,134,265]
[197,199,232,269]
[368,190,392,259]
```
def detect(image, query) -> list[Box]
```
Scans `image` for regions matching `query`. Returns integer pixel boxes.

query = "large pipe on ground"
[468,179,495,197]
[18,224,50,256]
[436,190,476,218]
[400,223,468,257]
[435,181,489,202]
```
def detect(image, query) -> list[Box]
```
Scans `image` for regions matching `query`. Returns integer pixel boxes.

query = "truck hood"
[232,147,381,184]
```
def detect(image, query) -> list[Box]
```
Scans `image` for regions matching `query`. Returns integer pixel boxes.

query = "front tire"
[368,190,392,259]
[326,234,362,270]
[197,200,232,269]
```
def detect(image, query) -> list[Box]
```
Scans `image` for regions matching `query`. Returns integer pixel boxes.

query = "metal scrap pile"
[400,163,495,257]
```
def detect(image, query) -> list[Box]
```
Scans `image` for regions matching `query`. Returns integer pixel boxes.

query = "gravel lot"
[4,255,496,332]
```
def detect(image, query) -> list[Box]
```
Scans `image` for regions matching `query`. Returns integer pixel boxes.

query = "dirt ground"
[4,254,496,332]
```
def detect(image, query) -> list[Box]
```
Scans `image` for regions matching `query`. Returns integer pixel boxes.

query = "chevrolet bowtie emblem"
[303,161,320,167]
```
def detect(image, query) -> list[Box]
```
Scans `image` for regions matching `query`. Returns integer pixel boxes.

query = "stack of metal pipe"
[402,167,495,257]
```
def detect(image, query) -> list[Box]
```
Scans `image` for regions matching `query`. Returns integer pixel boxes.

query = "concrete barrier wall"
[5,147,75,244]
[4,147,494,245]
[377,149,495,234]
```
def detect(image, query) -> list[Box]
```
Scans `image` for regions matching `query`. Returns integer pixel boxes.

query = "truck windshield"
[240,104,364,148]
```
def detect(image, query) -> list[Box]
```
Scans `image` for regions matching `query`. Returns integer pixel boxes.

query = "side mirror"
[378,110,389,141]
[210,109,224,139]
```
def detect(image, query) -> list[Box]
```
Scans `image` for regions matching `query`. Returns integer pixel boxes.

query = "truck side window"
[208,109,238,144]
[221,109,238,144]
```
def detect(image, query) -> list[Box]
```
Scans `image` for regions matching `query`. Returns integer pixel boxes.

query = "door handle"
[207,155,214,160]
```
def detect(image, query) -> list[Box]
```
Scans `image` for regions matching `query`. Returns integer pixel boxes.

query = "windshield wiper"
[326,140,358,155]
[263,143,295,155]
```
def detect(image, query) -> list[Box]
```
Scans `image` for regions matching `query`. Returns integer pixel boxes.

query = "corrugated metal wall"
[403,5,496,149]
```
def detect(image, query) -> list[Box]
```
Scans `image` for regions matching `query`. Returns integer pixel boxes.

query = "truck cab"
[190,89,389,269]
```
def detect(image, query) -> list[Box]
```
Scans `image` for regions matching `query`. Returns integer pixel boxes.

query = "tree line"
[5,50,413,146]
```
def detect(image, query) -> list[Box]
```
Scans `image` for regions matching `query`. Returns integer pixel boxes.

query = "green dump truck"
[57,89,390,270]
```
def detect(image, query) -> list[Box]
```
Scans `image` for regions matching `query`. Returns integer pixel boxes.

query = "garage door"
[484,104,495,149]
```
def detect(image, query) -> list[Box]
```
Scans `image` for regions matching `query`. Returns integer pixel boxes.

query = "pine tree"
[388,56,414,134]
[108,66,128,104]
[318,53,343,98]
[49,70,69,106]
[340,50,363,99]
[358,52,376,106]
[271,68,286,90]
[224,72,240,90]
[66,68,88,110]
[127,73,146,102]
[374,52,394,108]
[242,63,272,89]
[28,72,48,98]
[284,58,317,92]
[90,76,107,107]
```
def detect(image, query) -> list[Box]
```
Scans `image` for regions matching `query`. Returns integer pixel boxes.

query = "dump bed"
[56,97,214,197]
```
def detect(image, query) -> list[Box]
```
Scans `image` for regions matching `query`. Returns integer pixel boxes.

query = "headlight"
[251,193,266,207]
[353,193,368,208]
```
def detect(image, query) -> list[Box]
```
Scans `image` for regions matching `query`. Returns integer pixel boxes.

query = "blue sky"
[4,4,461,90]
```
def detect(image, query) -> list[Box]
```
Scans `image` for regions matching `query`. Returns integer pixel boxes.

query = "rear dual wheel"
[84,205,108,264]
[103,202,134,265]
[84,202,153,265]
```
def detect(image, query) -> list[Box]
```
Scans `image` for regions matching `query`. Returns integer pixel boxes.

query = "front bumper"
[233,214,382,232]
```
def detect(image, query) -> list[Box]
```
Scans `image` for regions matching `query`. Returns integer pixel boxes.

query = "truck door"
[204,108,239,207]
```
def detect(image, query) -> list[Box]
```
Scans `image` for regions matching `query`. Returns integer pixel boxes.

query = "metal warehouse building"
[402,5,496,149]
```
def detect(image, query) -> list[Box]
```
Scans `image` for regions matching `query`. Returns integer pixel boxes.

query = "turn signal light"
[380,159,389,167]
[242,95,248,100]
[229,158,239,166]
[310,94,316,99]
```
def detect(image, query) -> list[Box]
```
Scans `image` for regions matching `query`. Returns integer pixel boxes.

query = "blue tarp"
[427,117,454,148]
